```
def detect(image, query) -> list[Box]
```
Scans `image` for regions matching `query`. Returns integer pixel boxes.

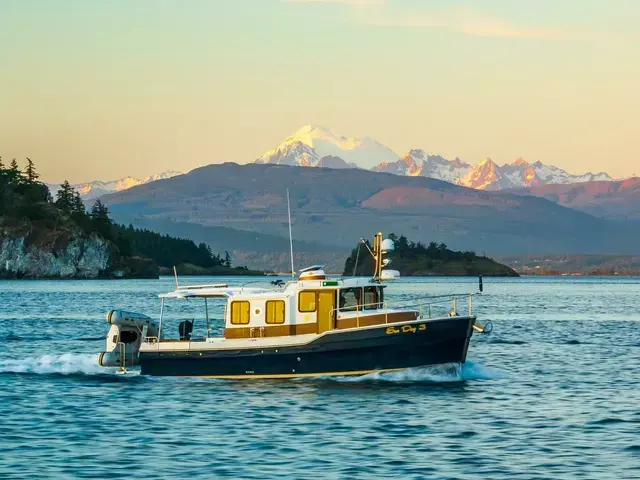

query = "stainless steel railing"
[331,293,480,327]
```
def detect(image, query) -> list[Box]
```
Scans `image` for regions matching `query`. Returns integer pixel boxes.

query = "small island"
[0,158,260,279]
[344,234,519,277]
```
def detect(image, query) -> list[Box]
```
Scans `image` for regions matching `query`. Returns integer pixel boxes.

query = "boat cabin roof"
[159,277,384,300]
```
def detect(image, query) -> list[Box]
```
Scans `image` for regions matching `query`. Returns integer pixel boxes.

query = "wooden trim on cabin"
[225,322,318,339]
[224,311,419,338]
[336,311,419,329]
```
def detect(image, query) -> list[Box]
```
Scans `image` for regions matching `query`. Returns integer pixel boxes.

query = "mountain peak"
[256,125,399,169]
[479,157,497,167]
[512,158,530,167]
[291,124,336,138]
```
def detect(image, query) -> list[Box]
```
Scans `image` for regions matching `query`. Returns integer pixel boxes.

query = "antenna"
[287,188,295,280]
[173,266,179,288]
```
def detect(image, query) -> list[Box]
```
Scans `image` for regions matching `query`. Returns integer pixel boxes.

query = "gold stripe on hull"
[194,367,407,380]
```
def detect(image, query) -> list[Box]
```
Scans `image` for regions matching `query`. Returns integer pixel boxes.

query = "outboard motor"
[178,320,193,340]
[98,310,159,370]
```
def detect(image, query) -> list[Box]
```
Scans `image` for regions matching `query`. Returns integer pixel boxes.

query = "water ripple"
[1,276,639,480]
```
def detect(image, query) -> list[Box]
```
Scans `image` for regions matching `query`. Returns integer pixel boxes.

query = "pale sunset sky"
[0,0,638,182]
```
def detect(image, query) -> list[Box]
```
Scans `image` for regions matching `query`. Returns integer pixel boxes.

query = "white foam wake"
[0,353,116,375]
[332,361,503,383]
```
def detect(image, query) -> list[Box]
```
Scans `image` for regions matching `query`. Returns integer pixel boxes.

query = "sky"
[0,0,639,182]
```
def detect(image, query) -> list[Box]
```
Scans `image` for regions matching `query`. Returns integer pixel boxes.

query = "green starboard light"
[322,281,339,286]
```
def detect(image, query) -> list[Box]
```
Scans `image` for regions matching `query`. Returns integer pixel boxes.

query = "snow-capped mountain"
[47,171,183,200]
[256,125,615,190]
[373,152,613,190]
[255,125,399,169]
[528,161,612,184]
[374,150,473,184]
[458,158,613,190]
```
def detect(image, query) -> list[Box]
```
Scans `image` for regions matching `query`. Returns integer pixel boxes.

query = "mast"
[374,232,383,281]
[287,188,295,280]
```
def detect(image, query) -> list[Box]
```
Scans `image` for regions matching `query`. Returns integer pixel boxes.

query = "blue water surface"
[0,276,638,479]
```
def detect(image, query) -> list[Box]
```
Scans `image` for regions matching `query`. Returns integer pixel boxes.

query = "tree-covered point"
[344,233,519,277]
[0,158,247,275]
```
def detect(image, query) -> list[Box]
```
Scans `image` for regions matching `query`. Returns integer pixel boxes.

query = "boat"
[98,232,489,378]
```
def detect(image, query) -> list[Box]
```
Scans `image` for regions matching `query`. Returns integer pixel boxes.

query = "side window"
[266,300,285,324]
[230,301,250,325]
[299,292,316,312]
[339,288,362,311]
[363,287,378,310]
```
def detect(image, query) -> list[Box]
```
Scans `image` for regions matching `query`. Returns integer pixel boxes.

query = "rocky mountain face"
[254,126,616,191]
[47,171,183,200]
[374,150,473,184]
[0,233,113,278]
[372,154,613,190]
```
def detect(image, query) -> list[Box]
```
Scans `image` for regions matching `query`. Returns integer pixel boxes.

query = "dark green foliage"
[1,157,230,272]
[0,158,51,220]
[25,158,39,181]
[344,233,518,277]
[110,224,224,268]
[9,159,20,178]
[90,199,111,238]
[55,181,77,214]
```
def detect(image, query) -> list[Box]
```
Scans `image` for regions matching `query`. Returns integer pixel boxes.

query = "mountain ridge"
[47,170,183,200]
[254,125,619,190]
[99,163,640,261]
[507,177,640,220]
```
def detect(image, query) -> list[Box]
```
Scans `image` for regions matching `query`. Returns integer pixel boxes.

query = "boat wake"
[326,361,503,383]
[0,353,119,376]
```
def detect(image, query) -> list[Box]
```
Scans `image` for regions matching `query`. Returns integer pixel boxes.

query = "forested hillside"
[344,233,519,277]
[0,158,254,278]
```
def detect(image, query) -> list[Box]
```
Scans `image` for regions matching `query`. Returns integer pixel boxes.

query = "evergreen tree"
[8,159,22,182]
[73,191,85,214]
[0,156,4,170]
[90,199,111,238]
[24,158,39,181]
[224,250,232,268]
[55,181,75,213]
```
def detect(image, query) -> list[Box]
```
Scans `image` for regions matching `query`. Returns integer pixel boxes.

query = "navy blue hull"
[139,316,475,378]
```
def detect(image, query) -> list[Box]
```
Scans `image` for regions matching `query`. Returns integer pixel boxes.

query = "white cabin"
[159,268,417,340]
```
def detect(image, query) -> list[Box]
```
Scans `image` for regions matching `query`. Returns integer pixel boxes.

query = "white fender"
[107,309,154,328]
[100,311,159,368]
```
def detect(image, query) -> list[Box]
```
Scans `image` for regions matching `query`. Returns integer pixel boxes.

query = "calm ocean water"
[1,276,638,480]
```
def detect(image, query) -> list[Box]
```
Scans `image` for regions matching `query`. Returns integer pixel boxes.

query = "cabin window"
[230,301,250,325]
[299,291,317,312]
[266,300,285,324]
[363,286,378,310]
[339,288,362,312]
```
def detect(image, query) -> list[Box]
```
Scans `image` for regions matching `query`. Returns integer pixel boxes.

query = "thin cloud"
[351,6,565,39]
[286,1,637,41]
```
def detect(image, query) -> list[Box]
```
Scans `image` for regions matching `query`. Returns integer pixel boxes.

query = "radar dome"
[381,238,395,252]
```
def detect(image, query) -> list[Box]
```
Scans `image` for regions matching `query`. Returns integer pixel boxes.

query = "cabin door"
[317,291,336,334]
